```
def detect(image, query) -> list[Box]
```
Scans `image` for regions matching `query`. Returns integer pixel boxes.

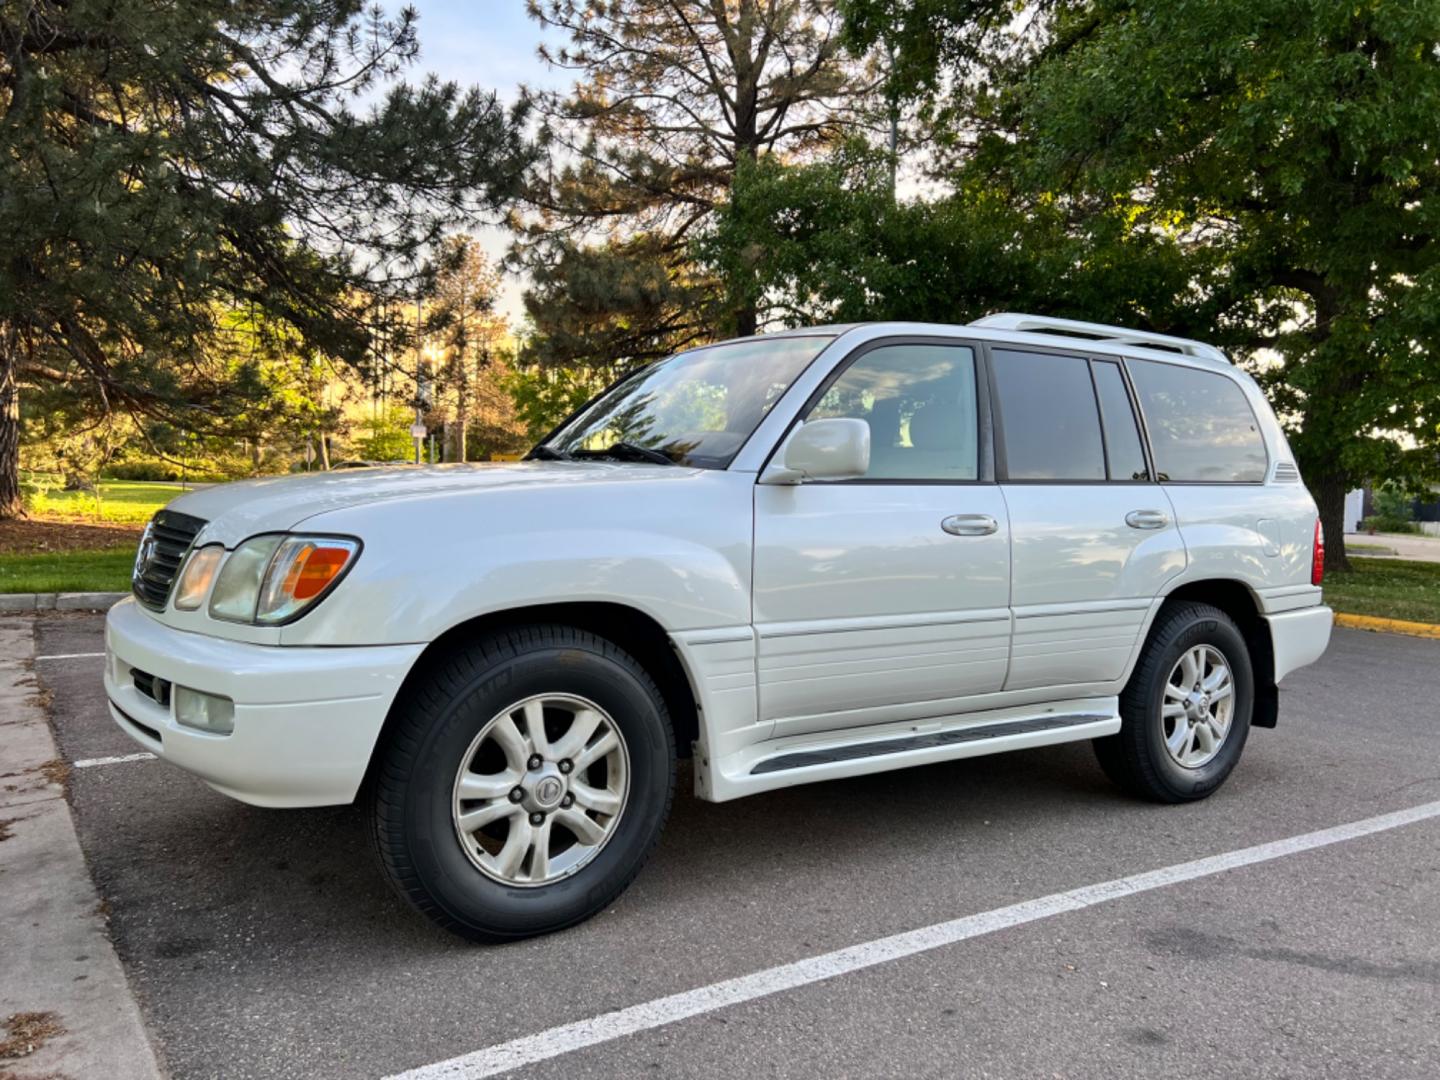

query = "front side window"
[804,343,979,481]
[992,350,1106,481]
[1128,360,1267,482]
[542,335,832,468]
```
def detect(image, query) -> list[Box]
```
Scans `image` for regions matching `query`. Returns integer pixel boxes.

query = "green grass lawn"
[22,479,189,524]
[1325,556,1440,624]
[0,546,135,594]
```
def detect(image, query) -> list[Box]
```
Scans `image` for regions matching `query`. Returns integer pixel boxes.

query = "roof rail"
[969,313,1231,366]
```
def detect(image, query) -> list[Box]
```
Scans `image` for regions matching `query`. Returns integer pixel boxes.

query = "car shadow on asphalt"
[69,740,1127,962]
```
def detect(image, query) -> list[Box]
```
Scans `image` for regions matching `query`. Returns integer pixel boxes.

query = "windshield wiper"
[526,445,571,461]
[571,441,675,466]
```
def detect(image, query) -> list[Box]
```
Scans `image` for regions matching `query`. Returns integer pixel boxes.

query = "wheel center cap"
[526,770,566,812]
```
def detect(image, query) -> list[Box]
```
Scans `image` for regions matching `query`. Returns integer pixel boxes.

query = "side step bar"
[751,712,1113,775]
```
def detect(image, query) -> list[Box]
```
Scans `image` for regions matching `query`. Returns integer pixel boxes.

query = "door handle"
[941,514,999,536]
[1125,509,1170,530]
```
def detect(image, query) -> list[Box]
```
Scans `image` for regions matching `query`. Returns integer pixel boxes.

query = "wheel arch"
[1152,579,1278,728]
[359,602,703,800]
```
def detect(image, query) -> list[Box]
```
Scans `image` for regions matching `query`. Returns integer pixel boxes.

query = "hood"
[165,461,696,546]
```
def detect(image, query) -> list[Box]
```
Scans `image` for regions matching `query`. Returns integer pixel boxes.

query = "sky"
[405,2,565,103]
[402,2,567,326]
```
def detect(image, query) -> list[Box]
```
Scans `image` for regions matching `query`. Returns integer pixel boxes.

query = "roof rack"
[968,313,1232,366]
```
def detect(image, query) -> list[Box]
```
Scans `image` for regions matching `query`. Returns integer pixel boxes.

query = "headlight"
[208,534,360,625]
[173,545,225,610]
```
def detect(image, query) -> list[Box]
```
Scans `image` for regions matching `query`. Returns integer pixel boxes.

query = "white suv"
[105,315,1333,940]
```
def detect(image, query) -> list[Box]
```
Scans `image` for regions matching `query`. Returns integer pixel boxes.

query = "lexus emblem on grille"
[133,523,157,583]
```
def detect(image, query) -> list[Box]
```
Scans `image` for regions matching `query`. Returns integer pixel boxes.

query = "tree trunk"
[451,409,468,464]
[1312,472,1352,574]
[454,362,470,463]
[0,325,23,520]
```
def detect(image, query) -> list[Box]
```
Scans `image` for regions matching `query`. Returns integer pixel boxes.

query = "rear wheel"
[370,625,675,941]
[1094,602,1253,802]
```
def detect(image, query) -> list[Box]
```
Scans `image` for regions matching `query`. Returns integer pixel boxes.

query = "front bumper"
[103,597,425,807]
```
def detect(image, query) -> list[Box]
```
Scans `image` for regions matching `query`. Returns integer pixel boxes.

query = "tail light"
[1311,518,1325,586]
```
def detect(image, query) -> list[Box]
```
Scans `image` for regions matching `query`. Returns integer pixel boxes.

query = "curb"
[0,591,126,612]
[0,617,165,1080]
[1334,612,1440,640]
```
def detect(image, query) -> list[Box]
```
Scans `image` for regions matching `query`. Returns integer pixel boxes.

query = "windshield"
[539,335,833,469]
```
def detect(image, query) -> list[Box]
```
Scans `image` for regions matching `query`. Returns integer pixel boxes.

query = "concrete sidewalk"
[1346,530,1440,562]
[0,618,163,1080]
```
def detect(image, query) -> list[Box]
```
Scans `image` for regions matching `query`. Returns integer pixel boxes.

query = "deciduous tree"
[840,0,1440,570]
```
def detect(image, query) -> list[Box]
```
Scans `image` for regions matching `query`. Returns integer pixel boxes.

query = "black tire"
[370,625,676,942]
[1093,601,1254,803]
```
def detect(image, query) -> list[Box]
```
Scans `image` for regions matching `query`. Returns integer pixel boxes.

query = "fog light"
[174,686,235,735]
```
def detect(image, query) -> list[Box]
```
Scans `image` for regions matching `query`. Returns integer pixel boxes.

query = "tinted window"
[1128,361,1267,482]
[993,350,1105,481]
[1091,361,1150,481]
[806,344,978,480]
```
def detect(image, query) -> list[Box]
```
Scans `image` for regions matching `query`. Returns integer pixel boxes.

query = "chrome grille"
[132,510,207,611]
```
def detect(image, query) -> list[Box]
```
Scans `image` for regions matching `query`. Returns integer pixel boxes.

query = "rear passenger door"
[988,347,1186,691]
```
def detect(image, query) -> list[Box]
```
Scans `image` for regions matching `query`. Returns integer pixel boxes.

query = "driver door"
[751,339,1011,740]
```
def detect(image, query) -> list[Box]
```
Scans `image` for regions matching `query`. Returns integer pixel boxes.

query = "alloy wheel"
[451,693,629,886]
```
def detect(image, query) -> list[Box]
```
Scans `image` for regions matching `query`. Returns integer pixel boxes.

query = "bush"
[354,412,416,462]
[1359,515,1419,534]
[1372,484,1411,520]
[104,459,233,483]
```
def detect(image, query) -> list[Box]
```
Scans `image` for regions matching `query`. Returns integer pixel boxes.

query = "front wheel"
[370,626,676,941]
[1094,601,1254,803]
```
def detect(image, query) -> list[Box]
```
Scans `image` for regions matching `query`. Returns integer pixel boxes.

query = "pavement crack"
[1368,776,1440,800]
[1146,927,1440,986]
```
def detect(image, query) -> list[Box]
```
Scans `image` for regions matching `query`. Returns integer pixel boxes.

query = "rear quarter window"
[1128,360,1267,483]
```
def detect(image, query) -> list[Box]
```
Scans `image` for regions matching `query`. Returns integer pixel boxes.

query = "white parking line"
[72,752,157,769]
[388,798,1440,1080]
[35,651,106,661]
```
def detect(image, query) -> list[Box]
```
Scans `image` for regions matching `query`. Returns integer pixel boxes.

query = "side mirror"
[760,418,871,485]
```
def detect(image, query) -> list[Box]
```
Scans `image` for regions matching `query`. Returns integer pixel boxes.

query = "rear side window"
[992,350,1105,480]
[1091,361,1150,482]
[1128,360,1267,482]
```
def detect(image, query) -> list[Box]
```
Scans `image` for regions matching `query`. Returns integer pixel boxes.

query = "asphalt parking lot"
[32,614,1440,1079]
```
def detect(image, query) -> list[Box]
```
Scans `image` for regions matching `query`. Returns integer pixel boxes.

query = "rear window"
[1128,361,1267,483]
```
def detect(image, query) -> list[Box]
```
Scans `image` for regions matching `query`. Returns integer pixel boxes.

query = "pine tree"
[519,0,880,368]
[423,236,510,462]
[0,0,533,518]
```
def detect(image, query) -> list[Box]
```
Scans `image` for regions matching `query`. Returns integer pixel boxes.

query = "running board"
[751,712,1113,775]
[696,700,1121,802]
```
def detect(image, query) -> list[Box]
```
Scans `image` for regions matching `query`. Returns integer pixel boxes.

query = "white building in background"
[1344,489,1366,533]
